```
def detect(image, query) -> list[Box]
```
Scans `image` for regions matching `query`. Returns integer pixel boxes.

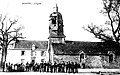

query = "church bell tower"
[49,4,65,43]
[48,4,65,63]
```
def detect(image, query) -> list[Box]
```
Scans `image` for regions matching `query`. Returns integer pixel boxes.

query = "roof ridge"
[18,39,48,42]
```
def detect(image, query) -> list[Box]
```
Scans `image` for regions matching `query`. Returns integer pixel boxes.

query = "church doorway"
[109,54,113,63]
[80,53,85,62]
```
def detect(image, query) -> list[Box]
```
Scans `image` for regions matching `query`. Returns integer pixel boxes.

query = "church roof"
[14,40,48,49]
[13,40,120,55]
[52,40,120,55]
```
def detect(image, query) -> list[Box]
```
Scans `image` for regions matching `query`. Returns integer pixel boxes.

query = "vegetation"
[84,0,120,44]
[0,14,24,72]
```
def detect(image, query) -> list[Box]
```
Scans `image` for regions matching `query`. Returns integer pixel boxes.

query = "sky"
[0,0,108,42]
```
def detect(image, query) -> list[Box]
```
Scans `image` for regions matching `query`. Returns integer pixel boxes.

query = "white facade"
[5,40,49,64]
[6,48,49,64]
[6,48,31,64]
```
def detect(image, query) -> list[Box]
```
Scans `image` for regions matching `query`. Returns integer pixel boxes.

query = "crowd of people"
[5,61,83,73]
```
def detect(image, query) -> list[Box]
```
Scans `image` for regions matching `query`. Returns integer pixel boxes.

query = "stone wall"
[53,54,111,68]
[53,55,80,63]
[116,55,120,63]
[85,55,109,68]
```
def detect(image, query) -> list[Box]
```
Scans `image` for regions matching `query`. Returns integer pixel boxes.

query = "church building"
[0,4,120,68]
[47,4,120,67]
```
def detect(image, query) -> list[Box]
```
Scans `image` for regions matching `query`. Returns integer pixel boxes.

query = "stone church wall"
[53,55,80,63]
[53,54,114,68]
[85,55,109,68]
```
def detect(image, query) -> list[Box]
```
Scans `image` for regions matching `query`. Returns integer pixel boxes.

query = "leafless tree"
[0,14,24,72]
[84,0,120,44]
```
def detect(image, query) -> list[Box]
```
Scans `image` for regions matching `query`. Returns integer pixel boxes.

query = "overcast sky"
[0,0,108,42]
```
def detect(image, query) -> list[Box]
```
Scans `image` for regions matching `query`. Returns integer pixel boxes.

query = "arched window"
[52,17,56,24]
[108,51,115,63]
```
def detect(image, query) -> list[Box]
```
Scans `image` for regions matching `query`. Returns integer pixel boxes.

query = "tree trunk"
[1,42,8,72]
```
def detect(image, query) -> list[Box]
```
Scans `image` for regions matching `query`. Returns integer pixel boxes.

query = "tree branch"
[7,19,18,31]
[1,15,7,30]
[7,36,23,45]
[8,31,17,33]
[107,11,117,41]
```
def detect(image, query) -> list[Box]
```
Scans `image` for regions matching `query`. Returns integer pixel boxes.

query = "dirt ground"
[0,72,120,75]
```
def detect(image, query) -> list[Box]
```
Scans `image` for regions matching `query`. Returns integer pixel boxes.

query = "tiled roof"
[14,40,48,49]
[14,40,120,54]
[52,40,120,55]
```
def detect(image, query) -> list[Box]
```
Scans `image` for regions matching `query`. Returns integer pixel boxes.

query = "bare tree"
[0,14,24,72]
[84,0,120,44]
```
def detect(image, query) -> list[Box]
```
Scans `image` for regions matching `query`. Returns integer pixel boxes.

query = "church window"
[21,51,25,56]
[31,51,36,56]
[52,17,56,24]
[21,59,25,63]
[44,52,46,56]
[109,54,113,63]
[31,59,35,63]
[41,59,44,62]
[41,51,44,56]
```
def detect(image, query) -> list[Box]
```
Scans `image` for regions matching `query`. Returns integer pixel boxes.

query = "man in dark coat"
[46,62,50,72]
[50,62,53,73]
[58,62,62,72]
[82,63,85,69]
[36,63,40,72]
[71,62,74,73]
[53,61,57,73]
[26,62,29,72]
[40,62,44,72]
[5,63,9,72]
[68,61,71,73]
[65,62,69,73]
[43,61,47,72]
[61,61,65,73]
[39,63,42,72]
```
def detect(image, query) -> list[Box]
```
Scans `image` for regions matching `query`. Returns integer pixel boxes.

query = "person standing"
[46,62,50,72]
[36,63,40,72]
[44,61,47,72]
[65,62,68,73]
[5,63,9,72]
[68,61,71,73]
[71,62,74,73]
[26,62,29,72]
[53,61,57,73]
[82,63,85,69]
[39,63,42,72]
[58,62,62,72]
[40,62,44,72]
[61,61,65,73]
[74,62,80,73]
[50,62,53,73]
